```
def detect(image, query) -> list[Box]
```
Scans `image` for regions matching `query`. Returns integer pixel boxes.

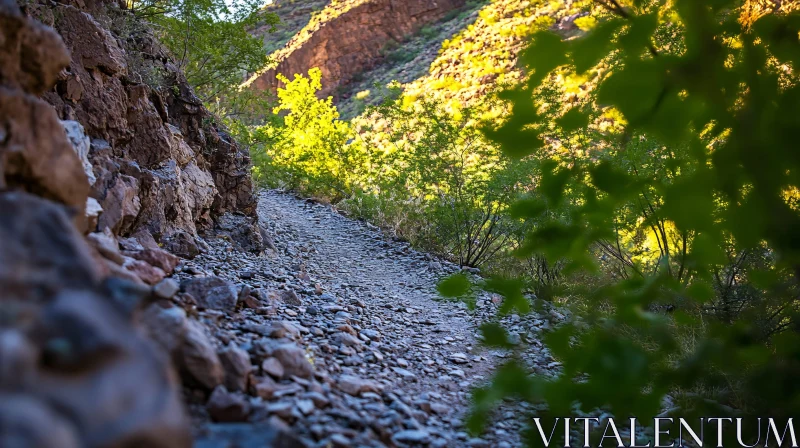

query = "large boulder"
[0,193,191,448]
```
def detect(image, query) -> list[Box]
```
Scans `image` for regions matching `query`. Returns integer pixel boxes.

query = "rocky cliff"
[0,0,285,445]
[30,0,263,255]
[247,0,466,99]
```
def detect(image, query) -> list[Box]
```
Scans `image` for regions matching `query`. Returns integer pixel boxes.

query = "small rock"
[218,344,251,392]
[296,399,315,415]
[252,375,278,400]
[449,353,469,364]
[261,357,285,379]
[272,343,313,379]
[338,375,380,396]
[180,320,224,389]
[207,386,250,422]
[128,247,180,275]
[279,289,302,306]
[153,278,180,299]
[394,429,431,444]
[182,276,238,312]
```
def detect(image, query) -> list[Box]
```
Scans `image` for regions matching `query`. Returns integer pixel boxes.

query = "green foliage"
[130,0,278,116]
[250,68,364,199]
[465,0,800,441]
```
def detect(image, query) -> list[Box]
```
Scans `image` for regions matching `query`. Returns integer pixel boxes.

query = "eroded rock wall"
[249,0,465,99]
[0,0,191,445]
[27,0,262,253]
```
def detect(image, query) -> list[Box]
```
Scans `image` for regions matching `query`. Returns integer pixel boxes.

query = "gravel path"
[186,190,554,447]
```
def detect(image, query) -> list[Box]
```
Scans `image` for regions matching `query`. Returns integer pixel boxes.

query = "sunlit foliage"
[442,0,800,443]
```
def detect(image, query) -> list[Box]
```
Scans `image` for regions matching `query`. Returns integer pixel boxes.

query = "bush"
[447,0,800,443]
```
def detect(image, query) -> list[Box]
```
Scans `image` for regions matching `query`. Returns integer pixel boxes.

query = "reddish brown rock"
[218,344,252,392]
[272,343,314,379]
[179,319,224,389]
[127,247,180,275]
[248,0,466,99]
[206,386,251,423]
[122,256,166,285]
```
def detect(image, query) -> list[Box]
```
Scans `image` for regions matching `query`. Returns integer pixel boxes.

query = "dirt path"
[189,190,544,447]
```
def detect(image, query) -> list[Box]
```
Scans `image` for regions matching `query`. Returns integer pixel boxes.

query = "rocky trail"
[173,190,562,447]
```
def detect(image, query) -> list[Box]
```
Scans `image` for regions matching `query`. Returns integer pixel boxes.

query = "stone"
[85,198,103,231]
[162,231,201,259]
[393,429,431,444]
[218,345,251,392]
[261,357,285,379]
[60,119,95,185]
[271,344,313,379]
[128,248,180,275]
[392,367,417,381]
[279,289,302,306]
[252,376,278,400]
[179,320,224,389]
[86,229,123,265]
[140,303,188,355]
[182,276,238,312]
[98,174,141,236]
[122,256,166,285]
[243,295,261,309]
[207,386,250,423]
[0,193,98,299]
[296,399,315,415]
[268,321,300,339]
[335,332,361,347]
[449,353,469,364]
[338,375,380,396]
[153,278,180,299]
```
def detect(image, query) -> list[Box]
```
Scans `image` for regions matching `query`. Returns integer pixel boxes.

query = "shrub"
[445,0,800,443]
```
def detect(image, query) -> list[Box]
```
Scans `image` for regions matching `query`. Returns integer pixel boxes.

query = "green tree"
[130,0,278,116]
[251,68,364,199]
[446,0,800,444]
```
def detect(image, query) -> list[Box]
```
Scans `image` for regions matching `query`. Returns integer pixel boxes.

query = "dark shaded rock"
[182,276,238,312]
[212,213,264,254]
[0,192,98,300]
[206,386,250,423]
[178,319,224,389]
[163,230,201,259]
[218,344,251,392]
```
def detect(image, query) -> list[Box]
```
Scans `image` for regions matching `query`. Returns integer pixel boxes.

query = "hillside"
[252,0,329,56]
[247,0,590,117]
[245,0,471,99]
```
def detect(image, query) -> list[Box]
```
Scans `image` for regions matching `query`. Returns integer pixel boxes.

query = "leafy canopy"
[464,0,800,440]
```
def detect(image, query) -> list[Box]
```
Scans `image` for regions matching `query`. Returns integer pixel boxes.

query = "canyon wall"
[248,0,465,98]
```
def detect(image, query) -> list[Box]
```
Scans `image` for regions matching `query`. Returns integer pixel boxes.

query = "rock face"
[248,0,465,99]
[0,0,267,445]
[25,0,262,252]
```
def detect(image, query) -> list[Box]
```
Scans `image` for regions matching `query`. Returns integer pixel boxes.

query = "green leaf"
[619,12,658,56]
[596,60,666,123]
[556,107,591,133]
[571,19,623,73]
[590,160,633,198]
[479,322,514,349]
[520,31,569,87]
[437,274,471,298]
[539,162,572,206]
